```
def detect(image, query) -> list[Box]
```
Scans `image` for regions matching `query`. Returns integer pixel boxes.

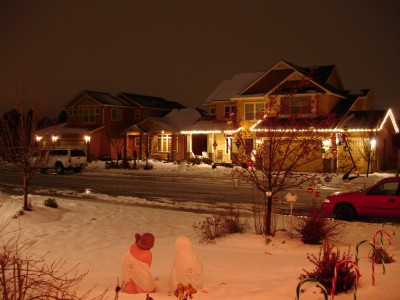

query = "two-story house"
[35,90,185,161]
[184,60,399,173]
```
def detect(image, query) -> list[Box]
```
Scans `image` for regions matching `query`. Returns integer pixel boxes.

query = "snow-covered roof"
[136,109,203,133]
[204,72,263,103]
[159,108,202,132]
[35,123,105,135]
[181,119,240,134]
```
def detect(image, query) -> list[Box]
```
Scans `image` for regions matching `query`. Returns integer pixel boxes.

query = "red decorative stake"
[307,188,313,194]
[315,192,321,197]
[273,197,279,202]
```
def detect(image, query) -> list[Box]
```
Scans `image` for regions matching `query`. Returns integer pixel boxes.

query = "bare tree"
[0,89,53,210]
[0,213,106,300]
[230,100,337,236]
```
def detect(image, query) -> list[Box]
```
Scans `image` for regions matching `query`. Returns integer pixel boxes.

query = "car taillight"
[68,157,71,163]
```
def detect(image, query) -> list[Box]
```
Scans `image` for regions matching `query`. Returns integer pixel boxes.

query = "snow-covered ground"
[1,160,399,300]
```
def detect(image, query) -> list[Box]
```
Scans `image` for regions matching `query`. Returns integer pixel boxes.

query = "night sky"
[1,0,399,118]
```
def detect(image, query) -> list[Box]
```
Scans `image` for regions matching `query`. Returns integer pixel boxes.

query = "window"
[210,107,216,115]
[135,109,141,120]
[244,103,264,120]
[81,108,98,123]
[245,139,254,154]
[280,96,312,114]
[71,149,86,157]
[50,149,68,156]
[225,135,232,154]
[224,105,237,118]
[135,137,140,147]
[111,109,122,121]
[157,134,177,152]
[367,182,399,196]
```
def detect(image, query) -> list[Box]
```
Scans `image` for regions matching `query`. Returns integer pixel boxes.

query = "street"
[0,168,344,216]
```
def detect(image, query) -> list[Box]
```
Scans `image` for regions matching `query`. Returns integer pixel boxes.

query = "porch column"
[171,134,177,161]
[185,134,191,160]
[139,133,143,160]
[123,131,127,168]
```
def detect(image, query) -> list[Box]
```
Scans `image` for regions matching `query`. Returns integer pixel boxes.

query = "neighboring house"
[187,60,399,173]
[126,108,204,161]
[35,90,185,161]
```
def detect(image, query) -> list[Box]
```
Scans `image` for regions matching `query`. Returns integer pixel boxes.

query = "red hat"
[135,233,155,250]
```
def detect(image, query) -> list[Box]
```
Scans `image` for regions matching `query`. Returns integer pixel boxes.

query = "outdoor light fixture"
[35,135,42,142]
[370,138,376,149]
[322,139,331,147]
[84,135,91,143]
[235,140,241,148]
[52,136,58,143]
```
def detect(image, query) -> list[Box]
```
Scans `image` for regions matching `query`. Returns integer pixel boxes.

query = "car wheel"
[55,163,65,175]
[334,204,356,221]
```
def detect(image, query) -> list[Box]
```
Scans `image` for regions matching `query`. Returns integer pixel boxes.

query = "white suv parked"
[36,147,88,174]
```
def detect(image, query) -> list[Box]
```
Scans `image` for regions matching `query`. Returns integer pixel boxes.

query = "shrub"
[300,241,356,294]
[193,210,249,243]
[370,246,395,264]
[295,212,343,245]
[193,215,225,243]
[222,208,250,234]
[0,227,106,300]
[44,198,58,208]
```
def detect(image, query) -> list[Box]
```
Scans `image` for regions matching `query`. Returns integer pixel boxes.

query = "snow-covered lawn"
[1,161,399,300]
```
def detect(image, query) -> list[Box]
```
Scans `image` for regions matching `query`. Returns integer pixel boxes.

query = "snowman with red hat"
[121,233,155,294]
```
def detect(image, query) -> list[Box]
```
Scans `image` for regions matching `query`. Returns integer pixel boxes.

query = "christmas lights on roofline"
[181,128,241,134]
[248,109,399,133]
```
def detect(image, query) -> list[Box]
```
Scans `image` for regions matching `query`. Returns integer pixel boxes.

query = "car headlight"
[322,199,330,203]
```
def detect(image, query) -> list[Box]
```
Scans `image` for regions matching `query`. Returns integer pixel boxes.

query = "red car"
[321,177,400,221]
